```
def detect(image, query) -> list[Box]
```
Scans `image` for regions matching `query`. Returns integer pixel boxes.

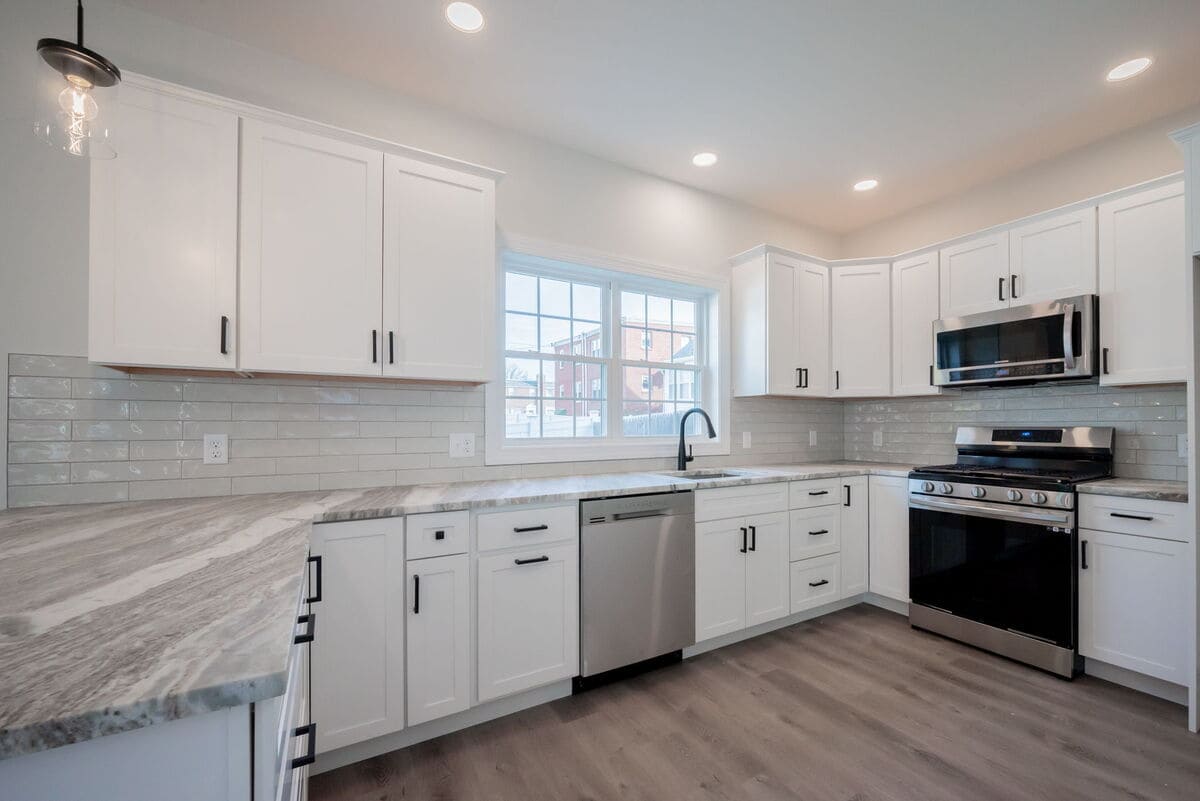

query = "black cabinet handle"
[1110,512,1154,521]
[219,316,229,355]
[291,723,316,769]
[929,364,934,386]
[434,529,445,540]
[844,484,851,507]
[835,370,840,390]
[1102,347,1109,374]
[809,579,829,588]
[998,276,1006,302]
[795,367,802,388]
[388,331,395,364]
[808,529,829,536]
[513,524,549,533]
[748,525,757,552]
[808,490,828,496]
[294,613,315,645]
[305,554,322,604]
[371,329,378,363]
[412,574,420,615]
[1010,273,1018,299]
[1080,540,1089,570]
[802,368,809,388]
[739,526,748,554]
[515,555,549,565]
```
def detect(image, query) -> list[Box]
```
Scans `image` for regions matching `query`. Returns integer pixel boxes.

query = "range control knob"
[1006,489,1023,502]
[939,483,953,495]
[921,481,935,493]
[1030,491,1048,505]
[971,486,986,498]
[1057,493,1074,509]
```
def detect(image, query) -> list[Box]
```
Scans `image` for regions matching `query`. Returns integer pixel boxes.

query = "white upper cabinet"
[830,263,891,397]
[1172,124,1200,256]
[1007,208,1097,305]
[890,252,940,396]
[89,83,238,370]
[732,250,829,397]
[1098,182,1187,385]
[383,154,496,382]
[939,232,1009,318]
[239,119,384,376]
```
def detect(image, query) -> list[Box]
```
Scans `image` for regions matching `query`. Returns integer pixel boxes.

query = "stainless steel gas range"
[907,426,1114,678]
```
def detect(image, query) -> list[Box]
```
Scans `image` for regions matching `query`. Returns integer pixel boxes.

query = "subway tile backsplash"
[844,383,1188,481]
[6,355,844,507]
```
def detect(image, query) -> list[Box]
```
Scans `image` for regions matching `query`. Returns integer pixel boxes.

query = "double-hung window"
[490,250,725,465]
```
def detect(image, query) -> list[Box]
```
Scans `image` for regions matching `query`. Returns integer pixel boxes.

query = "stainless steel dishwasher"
[577,491,695,689]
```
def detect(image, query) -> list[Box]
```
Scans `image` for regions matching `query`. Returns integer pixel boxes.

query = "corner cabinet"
[830,263,891,396]
[89,82,239,370]
[891,252,940,396]
[732,249,830,397]
[1097,182,1188,385]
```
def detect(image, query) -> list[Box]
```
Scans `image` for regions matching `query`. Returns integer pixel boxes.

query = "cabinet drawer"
[406,510,469,559]
[695,482,787,522]
[789,479,842,509]
[476,503,578,552]
[1079,495,1191,543]
[790,554,841,613]
[789,507,840,561]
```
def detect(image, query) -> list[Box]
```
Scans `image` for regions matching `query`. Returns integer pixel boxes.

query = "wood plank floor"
[310,605,1200,801]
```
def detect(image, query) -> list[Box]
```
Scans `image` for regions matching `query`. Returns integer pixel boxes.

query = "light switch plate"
[742,431,752,449]
[873,430,884,448]
[809,430,817,447]
[449,433,476,458]
[203,433,228,465]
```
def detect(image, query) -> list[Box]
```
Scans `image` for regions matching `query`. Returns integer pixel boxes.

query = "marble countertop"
[1077,478,1188,503]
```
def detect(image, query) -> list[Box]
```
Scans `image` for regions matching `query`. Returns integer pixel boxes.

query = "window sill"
[484,437,731,467]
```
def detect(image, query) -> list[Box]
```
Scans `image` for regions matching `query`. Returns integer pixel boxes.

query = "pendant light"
[34,0,121,159]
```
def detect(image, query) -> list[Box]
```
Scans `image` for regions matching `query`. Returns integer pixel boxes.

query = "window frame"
[486,244,730,466]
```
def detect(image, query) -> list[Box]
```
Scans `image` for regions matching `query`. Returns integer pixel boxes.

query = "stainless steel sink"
[656,469,751,480]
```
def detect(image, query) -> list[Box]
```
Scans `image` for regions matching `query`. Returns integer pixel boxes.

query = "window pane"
[574,283,603,322]
[576,363,605,399]
[648,366,668,401]
[672,333,695,365]
[673,299,696,332]
[621,291,646,325]
[540,277,571,318]
[623,366,650,401]
[622,325,647,360]
[505,312,537,353]
[621,402,651,436]
[504,357,540,397]
[506,398,540,438]
[576,401,605,437]
[572,319,602,357]
[540,316,571,354]
[646,329,671,362]
[505,272,537,313]
[542,400,573,438]
[647,295,671,329]
[676,369,699,402]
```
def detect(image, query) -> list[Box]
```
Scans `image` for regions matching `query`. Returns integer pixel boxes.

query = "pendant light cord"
[77,0,84,47]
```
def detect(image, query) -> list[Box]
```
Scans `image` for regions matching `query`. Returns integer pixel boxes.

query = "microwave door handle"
[1062,303,1075,370]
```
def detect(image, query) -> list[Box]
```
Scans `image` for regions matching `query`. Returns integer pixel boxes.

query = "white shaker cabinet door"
[891,252,940,396]
[867,475,909,603]
[939,232,1009,318]
[1098,182,1188,385]
[743,512,790,628]
[695,519,748,641]
[839,476,870,598]
[477,543,579,702]
[89,83,238,370]
[1007,207,1097,306]
[406,554,471,725]
[830,263,891,397]
[383,154,496,382]
[239,119,384,376]
[794,260,832,396]
[310,518,406,752]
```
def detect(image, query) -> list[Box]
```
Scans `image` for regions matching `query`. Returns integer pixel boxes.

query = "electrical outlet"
[448,433,476,459]
[203,433,228,465]
[742,431,752,450]
[873,430,884,448]
[809,430,817,447]
[1179,433,1189,459]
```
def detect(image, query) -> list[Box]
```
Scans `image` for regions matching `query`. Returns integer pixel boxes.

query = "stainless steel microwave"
[933,295,1098,388]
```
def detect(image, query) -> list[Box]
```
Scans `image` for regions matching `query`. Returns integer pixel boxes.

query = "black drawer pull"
[305,554,322,604]
[808,529,829,536]
[1081,540,1089,570]
[294,613,315,645]
[291,723,316,769]
[808,490,828,496]
[1110,512,1153,522]
[514,555,549,565]
[412,574,420,615]
[513,524,549,533]
[809,579,829,588]
[434,529,446,540]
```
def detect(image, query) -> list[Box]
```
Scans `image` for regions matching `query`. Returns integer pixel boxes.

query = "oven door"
[933,295,1096,386]
[908,495,1076,648]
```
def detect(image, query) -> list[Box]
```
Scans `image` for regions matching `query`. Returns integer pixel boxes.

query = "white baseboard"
[863,592,909,615]
[1083,658,1188,706]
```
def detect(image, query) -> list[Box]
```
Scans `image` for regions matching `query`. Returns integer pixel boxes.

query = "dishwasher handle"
[612,508,675,521]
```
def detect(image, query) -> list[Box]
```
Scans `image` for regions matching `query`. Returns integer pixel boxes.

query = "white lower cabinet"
[695,518,749,640]
[476,542,579,702]
[744,512,791,627]
[310,518,406,753]
[839,477,869,597]
[406,553,470,725]
[867,475,909,602]
[790,554,841,613]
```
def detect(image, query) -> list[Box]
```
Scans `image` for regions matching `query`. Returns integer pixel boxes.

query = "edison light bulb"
[56,76,98,156]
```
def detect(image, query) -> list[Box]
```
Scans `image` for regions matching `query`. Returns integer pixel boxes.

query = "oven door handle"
[1061,302,1076,371]
[910,497,1073,527]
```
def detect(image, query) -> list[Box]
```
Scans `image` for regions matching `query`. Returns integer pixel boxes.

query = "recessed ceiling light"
[692,152,718,167]
[445,2,484,33]
[1106,57,1152,82]
[853,178,879,192]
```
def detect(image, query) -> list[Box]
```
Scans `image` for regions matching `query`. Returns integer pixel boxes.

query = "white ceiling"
[113,0,1200,233]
